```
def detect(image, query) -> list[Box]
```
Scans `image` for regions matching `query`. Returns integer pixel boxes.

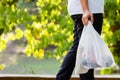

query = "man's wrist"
[83,9,90,13]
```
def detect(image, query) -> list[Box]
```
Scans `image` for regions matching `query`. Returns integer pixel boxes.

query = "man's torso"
[68,0,104,15]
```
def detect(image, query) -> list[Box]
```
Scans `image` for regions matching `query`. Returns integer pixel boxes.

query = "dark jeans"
[56,13,103,80]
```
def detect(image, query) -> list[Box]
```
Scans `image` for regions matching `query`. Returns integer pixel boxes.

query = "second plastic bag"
[75,21,115,74]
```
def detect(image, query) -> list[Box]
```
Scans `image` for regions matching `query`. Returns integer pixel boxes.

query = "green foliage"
[103,0,120,66]
[100,68,114,75]
[0,64,5,70]
[100,0,120,74]
[0,0,73,61]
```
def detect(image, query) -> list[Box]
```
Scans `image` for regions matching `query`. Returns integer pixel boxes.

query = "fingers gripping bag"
[75,21,115,74]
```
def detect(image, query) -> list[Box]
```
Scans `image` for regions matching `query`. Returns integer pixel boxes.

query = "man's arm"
[80,0,94,25]
[80,0,89,12]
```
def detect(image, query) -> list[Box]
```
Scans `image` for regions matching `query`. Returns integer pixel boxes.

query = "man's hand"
[80,0,94,26]
[82,10,94,26]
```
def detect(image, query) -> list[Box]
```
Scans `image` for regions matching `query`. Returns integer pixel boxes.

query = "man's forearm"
[80,0,89,12]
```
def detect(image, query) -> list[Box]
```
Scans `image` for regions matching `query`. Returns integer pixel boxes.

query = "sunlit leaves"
[0,0,73,61]
[101,0,120,74]
[0,37,6,52]
[33,49,44,59]
[0,64,5,70]
[14,28,23,39]
[100,68,114,75]
[102,19,113,44]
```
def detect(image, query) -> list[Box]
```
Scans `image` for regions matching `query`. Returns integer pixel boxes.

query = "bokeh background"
[0,0,120,75]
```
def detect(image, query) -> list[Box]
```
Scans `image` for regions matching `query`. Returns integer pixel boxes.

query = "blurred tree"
[0,0,73,61]
[101,0,120,74]
[0,0,120,74]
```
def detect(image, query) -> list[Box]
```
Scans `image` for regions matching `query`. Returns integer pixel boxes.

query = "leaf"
[0,64,5,70]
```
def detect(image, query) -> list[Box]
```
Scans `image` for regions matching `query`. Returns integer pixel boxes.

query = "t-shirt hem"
[68,9,104,15]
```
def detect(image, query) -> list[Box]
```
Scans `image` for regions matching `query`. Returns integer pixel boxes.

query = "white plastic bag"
[75,21,115,74]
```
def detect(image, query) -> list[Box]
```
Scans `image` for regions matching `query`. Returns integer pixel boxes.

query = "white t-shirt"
[68,0,104,15]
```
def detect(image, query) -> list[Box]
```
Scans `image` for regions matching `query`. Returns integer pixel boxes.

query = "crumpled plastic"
[75,21,115,74]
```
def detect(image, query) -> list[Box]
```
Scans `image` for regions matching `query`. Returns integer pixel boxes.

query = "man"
[56,0,104,80]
